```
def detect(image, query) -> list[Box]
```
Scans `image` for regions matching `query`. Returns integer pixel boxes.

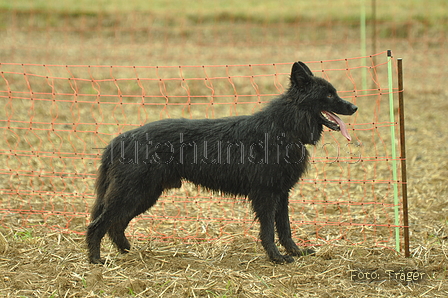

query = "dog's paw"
[287,247,315,257]
[89,257,105,265]
[270,254,295,264]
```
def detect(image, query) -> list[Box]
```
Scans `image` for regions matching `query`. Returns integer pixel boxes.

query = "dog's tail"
[91,146,112,221]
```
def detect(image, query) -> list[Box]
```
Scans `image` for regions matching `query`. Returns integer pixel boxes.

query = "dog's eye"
[327,94,333,98]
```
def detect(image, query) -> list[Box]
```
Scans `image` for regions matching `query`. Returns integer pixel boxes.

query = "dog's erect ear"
[297,61,314,76]
[291,61,314,87]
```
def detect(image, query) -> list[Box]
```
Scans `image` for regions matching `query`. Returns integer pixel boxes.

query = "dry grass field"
[0,1,447,297]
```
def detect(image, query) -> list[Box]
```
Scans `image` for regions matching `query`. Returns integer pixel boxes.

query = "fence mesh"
[0,51,405,250]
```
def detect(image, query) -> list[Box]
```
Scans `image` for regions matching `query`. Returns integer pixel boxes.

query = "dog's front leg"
[251,193,294,264]
[275,194,315,257]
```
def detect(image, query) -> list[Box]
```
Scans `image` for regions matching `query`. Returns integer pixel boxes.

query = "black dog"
[86,61,357,264]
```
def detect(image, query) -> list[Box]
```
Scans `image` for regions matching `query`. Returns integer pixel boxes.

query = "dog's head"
[289,61,358,141]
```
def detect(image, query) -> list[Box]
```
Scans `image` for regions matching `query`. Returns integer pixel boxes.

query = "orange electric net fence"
[0,51,406,251]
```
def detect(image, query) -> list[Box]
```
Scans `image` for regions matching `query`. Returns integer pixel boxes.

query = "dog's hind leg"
[86,187,137,264]
[251,191,294,264]
[107,190,162,254]
[275,193,315,257]
[87,199,136,264]
[86,209,115,264]
[107,218,132,254]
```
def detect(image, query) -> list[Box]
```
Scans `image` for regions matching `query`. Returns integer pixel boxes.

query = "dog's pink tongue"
[325,111,351,141]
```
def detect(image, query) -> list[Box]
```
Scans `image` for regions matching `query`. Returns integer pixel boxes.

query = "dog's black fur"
[86,61,358,264]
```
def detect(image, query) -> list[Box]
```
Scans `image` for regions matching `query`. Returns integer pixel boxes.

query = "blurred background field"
[0,0,447,297]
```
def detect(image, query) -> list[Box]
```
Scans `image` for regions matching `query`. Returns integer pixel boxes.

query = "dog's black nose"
[350,104,358,114]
